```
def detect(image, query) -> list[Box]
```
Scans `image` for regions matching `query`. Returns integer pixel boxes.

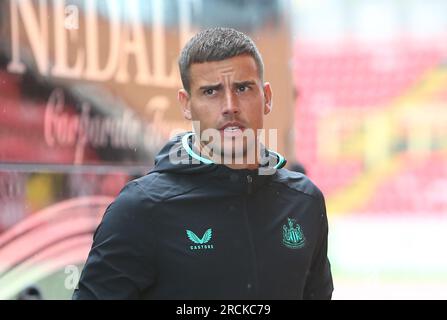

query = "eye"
[203,88,216,96]
[237,85,250,93]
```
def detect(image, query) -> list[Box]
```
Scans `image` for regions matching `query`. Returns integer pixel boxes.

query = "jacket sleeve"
[72,181,156,300]
[303,192,334,300]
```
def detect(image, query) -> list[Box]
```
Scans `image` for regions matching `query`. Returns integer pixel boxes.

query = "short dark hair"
[178,27,264,93]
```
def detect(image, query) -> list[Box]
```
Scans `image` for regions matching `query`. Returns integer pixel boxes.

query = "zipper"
[247,175,253,194]
[243,193,259,297]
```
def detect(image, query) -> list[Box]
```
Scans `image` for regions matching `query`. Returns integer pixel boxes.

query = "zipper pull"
[247,175,253,194]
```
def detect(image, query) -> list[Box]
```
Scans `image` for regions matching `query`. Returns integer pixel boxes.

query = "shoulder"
[272,168,325,202]
[272,169,328,226]
[108,174,164,209]
[130,172,200,202]
[101,179,155,223]
[103,172,199,223]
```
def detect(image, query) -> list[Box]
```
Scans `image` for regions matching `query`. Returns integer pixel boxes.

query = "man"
[73,27,333,300]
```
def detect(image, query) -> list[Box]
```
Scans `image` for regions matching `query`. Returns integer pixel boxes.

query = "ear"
[178,89,192,120]
[263,82,273,115]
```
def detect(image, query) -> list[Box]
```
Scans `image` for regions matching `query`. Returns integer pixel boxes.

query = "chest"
[148,188,321,298]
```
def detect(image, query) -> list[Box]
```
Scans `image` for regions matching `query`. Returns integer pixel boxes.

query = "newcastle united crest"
[282,218,306,249]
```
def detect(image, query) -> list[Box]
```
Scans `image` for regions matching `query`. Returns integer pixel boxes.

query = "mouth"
[219,123,246,136]
[223,126,244,132]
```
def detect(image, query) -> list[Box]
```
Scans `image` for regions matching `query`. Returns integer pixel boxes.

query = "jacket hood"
[150,132,286,177]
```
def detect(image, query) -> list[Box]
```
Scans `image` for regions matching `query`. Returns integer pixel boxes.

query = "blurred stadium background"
[0,0,446,299]
[292,0,447,299]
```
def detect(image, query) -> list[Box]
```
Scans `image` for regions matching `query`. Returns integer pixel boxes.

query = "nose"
[221,91,240,116]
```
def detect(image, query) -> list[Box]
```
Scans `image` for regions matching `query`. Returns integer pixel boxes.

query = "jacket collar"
[181,132,286,171]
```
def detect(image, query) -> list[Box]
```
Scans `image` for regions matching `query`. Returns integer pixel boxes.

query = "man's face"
[178,55,272,161]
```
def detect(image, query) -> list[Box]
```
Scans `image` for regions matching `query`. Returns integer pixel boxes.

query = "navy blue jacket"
[73,132,333,299]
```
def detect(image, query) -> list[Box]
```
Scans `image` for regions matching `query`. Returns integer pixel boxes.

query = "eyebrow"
[198,80,256,91]
[233,80,256,87]
[199,83,223,91]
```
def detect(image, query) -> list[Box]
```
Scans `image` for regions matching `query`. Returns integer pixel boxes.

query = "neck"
[225,162,259,171]
[194,139,260,171]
